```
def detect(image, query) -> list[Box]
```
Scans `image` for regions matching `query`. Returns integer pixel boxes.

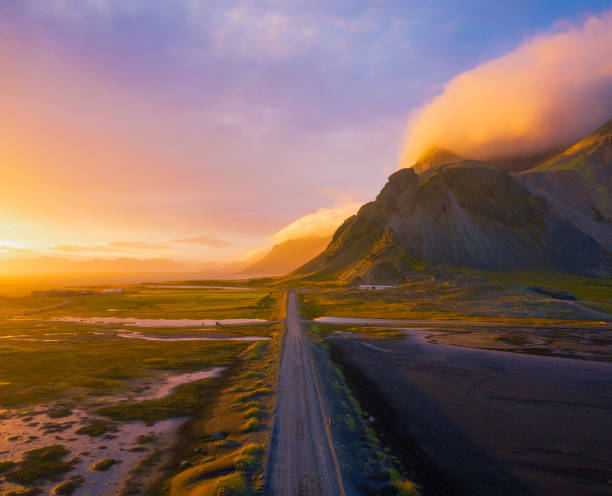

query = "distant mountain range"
[237,236,331,276]
[0,236,332,278]
[292,119,612,283]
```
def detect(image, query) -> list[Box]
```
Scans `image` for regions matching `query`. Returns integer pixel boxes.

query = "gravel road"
[266,291,345,496]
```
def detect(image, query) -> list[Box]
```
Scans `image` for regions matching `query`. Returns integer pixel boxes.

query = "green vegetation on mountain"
[518,118,612,248]
[292,157,611,284]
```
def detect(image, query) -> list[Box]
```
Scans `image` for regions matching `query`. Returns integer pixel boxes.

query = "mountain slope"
[240,236,331,276]
[518,118,612,249]
[293,161,612,283]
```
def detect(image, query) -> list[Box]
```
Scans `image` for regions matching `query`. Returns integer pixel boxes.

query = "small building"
[102,288,124,295]
[358,285,395,290]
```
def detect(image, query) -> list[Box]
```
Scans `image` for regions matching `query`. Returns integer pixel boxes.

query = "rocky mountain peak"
[412,146,463,173]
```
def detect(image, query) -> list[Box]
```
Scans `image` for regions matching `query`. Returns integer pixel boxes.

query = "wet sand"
[0,368,224,496]
[146,285,255,290]
[328,331,612,496]
[115,331,270,342]
[50,317,267,327]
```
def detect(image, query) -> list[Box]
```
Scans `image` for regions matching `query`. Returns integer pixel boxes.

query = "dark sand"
[329,332,612,496]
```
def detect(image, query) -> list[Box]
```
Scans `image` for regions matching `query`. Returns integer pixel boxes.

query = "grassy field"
[0,284,285,496]
[4,287,285,321]
[0,319,254,409]
[144,314,284,496]
[459,269,612,315]
[298,271,612,323]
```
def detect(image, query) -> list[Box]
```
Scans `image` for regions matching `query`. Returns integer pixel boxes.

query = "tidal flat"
[0,286,283,495]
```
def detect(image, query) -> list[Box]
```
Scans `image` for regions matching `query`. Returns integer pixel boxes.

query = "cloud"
[245,244,273,261]
[240,202,359,261]
[400,10,612,167]
[0,240,24,249]
[51,244,120,253]
[173,236,231,248]
[110,241,167,250]
[271,203,360,244]
[52,241,168,253]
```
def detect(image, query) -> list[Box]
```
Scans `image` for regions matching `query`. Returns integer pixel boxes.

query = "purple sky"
[1,0,610,263]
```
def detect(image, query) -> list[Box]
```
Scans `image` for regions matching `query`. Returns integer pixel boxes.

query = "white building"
[358,285,395,290]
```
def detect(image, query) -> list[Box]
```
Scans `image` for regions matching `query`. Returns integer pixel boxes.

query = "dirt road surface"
[266,291,345,496]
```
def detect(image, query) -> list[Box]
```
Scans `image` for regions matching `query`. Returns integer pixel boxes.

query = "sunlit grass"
[0,284,286,321]
[0,320,248,408]
[298,270,612,323]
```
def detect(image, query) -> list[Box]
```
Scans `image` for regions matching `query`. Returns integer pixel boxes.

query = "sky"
[1,0,611,265]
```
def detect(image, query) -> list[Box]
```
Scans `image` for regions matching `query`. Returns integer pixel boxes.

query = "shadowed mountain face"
[518,119,612,249]
[294,160,612,284]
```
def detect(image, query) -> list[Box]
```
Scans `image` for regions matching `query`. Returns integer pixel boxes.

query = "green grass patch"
[212,472,250,496]
[241,418,261,433]
[244,341,268,360]
[96,377,223,425]
[75,420,118,437]
[52,474,85,495]
[0,460,17,472]
[0,320,246,408]
[5,445,73,484]
[234,388,273,404]
[90,458,121,471]
[243,407,265,419]
[2,488,43,496]
[134,434,156,444]
[299,271,612,324]
[492,334,529,346]
[28,287,282,321]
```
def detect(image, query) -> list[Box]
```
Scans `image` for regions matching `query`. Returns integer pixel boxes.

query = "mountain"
[293,159,612,284]
[240,236,331,276]
[517,119,612,249]
[411,146,463,173]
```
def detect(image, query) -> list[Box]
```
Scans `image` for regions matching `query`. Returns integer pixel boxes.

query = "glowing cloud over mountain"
[271,203,361,244]
[401,10,612,167]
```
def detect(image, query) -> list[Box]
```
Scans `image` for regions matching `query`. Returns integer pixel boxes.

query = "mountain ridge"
[518,118,612,249]
[239,236,332,276]
[291,121,612,283]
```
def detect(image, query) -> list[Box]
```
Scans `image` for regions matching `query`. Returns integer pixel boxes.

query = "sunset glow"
[1,0,611,271]
[0,3,611,496]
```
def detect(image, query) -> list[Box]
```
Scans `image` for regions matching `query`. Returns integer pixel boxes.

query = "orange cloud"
[241,202,359,261]
[173,236,231,248]
[401,10,612,168]
[51,241,168,253]
[51,244,121,253]
[110,241,167,250]
[271,203,360,244]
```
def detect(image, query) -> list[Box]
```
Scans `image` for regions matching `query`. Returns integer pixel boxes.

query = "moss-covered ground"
[0,284,284,495]
[298,270,612,324]
[139,293,285,495]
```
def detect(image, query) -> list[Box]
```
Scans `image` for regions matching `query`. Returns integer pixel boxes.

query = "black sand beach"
[329,331,612,496]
